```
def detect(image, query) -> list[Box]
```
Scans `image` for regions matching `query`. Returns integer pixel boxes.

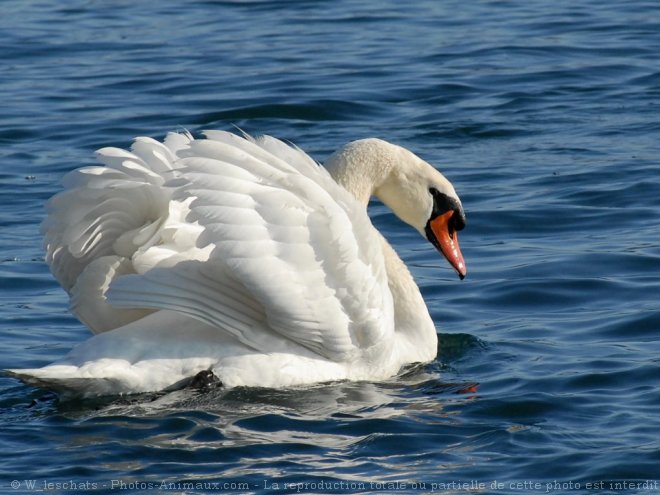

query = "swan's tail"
[5,366,208,398]
[6,311,228,398]
[5,368,132,398]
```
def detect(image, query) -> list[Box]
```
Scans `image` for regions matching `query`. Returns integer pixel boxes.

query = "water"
[1,0,659,493]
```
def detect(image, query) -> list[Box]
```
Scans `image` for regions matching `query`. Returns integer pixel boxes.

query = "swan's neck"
[324,138,398,206]
[378,234,437,361]
[325,139,438,362]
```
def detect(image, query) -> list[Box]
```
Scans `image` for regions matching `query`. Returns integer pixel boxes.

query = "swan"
[7,130,466,397]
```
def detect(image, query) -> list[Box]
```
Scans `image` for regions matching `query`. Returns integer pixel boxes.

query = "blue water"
[1,0,659,493]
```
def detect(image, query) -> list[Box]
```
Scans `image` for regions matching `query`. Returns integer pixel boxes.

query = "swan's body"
[8,131,466,397]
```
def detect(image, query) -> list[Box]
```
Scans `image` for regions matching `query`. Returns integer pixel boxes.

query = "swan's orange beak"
[429,210,467,280]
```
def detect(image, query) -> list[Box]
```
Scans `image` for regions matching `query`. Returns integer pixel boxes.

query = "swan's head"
[423,185,467,280]
[326,138,467,279]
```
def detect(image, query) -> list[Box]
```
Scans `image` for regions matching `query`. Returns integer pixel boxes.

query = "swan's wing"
[108,132,394,361]
[41,133,192,331]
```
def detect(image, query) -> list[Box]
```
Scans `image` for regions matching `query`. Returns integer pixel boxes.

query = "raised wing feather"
[108,133,393,361]
[41,136,187,330]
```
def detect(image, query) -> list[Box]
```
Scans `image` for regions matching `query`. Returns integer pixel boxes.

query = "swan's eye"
[428,187,452,216]
[428,187,466,231]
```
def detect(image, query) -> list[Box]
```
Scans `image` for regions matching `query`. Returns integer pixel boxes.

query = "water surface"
[1,0,659,493]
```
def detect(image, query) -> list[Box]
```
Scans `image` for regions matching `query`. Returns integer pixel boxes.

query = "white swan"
[8,131,466,397]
